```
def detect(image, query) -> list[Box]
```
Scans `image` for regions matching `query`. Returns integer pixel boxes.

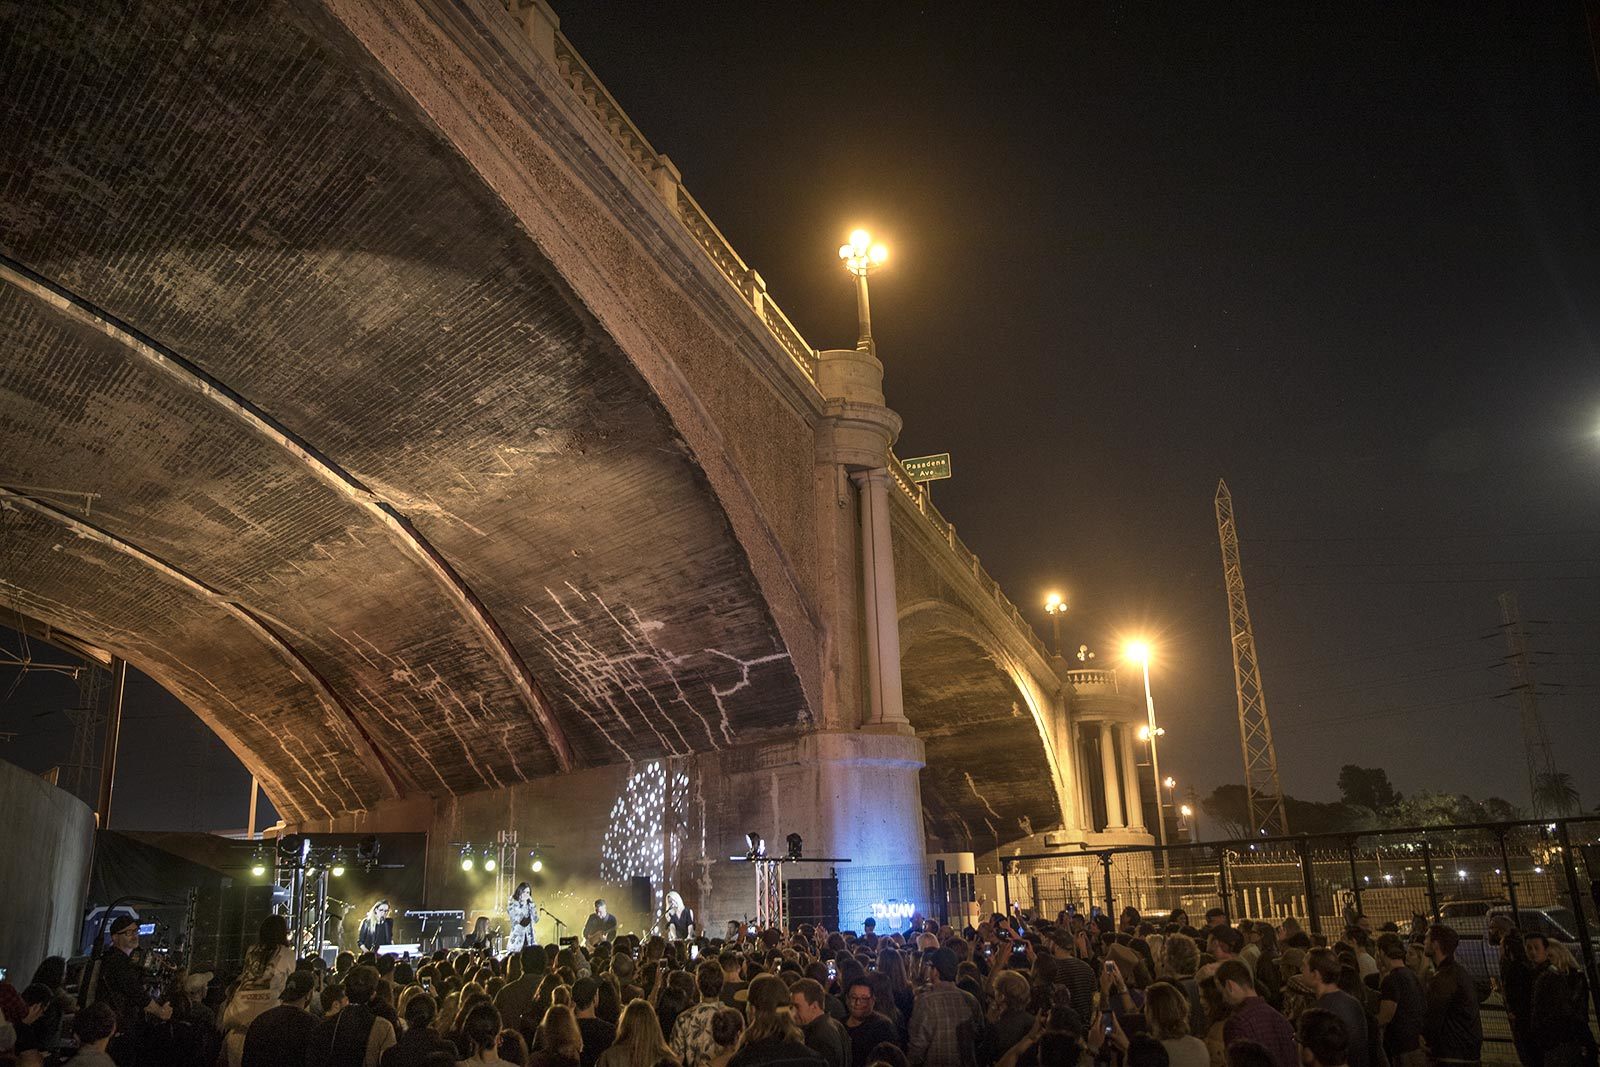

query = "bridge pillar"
[1099,721,1125,830]
[814,345,908,733]
[1119,723,1147,832]
[852,468,908,730]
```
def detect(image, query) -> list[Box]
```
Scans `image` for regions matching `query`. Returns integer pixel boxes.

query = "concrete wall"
[0,759,94,980]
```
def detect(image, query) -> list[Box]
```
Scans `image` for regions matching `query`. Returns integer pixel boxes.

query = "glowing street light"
[1125,640,1169,853]
[1044,592,1067,655]
[839,229,888,353]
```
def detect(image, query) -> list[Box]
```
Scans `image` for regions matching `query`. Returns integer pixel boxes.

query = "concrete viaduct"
[0,0,1153,925]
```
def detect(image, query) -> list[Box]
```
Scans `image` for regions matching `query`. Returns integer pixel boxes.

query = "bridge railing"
[1064,668,1120,691]
[541,21,1053,668]
[888,457,1054,665]
[549,33,820,386]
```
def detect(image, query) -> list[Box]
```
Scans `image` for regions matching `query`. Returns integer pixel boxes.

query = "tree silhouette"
[1337,765,1401,812]
[1533,771,1579,817]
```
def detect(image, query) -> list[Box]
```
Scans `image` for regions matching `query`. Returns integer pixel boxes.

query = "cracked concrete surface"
[0,0,810,818]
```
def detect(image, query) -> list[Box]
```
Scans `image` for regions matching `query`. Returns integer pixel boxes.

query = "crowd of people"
[1,902,1594,1067]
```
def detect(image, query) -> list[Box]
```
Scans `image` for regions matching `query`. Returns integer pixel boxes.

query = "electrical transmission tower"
[1214,480,1289,836]
[1497,591,1560,814]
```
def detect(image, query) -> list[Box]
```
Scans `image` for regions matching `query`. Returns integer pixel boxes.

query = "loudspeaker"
[785,877,839,930]
[630,876,653,915]
[191,885,285,975]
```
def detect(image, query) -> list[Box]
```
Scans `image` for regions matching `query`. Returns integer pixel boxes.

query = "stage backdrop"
[0,758,94,982]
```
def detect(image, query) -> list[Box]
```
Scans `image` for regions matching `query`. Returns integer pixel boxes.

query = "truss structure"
[1215,480,1289,837]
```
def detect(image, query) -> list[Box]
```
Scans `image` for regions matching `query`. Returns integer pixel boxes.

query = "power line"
[1277,693,1499,733]
[1243,530,1600,544]
[1266,575,1600,587]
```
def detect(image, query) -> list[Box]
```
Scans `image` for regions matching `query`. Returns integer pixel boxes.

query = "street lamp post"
[1044,593,1066,656]
[1126,641,1170,892]
[839,229,888,353]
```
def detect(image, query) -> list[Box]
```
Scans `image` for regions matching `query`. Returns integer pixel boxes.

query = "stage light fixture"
[331,863,346,878]
[460,845,474,872]
[786,833,803,860]
[484,853,497,873]
[529,849,544,873]
[251,862,267,877]
[356,835,380,868]
[745,832,765,860]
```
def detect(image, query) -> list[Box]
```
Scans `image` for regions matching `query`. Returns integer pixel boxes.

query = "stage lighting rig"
[786,833,803,860]
[745,832,766,860]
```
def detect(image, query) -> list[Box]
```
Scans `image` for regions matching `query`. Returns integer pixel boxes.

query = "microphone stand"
[538,905,567,941]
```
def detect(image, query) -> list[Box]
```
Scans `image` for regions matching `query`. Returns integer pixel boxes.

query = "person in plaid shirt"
[1217,961,1297,1067]
[671,962,728,1067]
[908,949,983,1067]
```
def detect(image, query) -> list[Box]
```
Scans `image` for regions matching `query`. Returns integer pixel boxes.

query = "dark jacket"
[729,1036,829,1067]
[308,1003,382,1067]
[1422,959,1482,1062]
[94,947,149,1035]
[381,1025,459,1067]
[241,1003,317,1067]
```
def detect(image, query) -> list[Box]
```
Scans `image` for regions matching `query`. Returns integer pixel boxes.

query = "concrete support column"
[1120,724,1146,832]
[852,469,907,728]
[1078,735,1097,832]
[1099,721,1124,830]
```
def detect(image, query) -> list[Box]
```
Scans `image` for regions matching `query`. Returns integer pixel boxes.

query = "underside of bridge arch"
[900,630,1063,856]
[0,0,810,819]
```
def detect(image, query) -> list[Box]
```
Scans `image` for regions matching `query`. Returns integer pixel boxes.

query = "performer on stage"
[664,891,695,941]
[465,915,498,953]
[357,900,392,951]
[583,899,617,946]
[507,882,536,955]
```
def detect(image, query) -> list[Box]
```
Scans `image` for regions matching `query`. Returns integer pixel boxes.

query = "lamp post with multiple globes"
[839,229,888,353]
[1044,593,1067,656]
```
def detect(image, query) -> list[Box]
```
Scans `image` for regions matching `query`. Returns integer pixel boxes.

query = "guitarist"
[583,899,618,946]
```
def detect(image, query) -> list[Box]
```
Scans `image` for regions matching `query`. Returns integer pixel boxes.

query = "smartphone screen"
[827,960,837,980]
[1101,1011,1114,1035]
[1012,941,1028,956]
[691,945,700,960]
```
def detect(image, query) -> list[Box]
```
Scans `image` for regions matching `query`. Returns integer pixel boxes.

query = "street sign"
[901,453,951,483]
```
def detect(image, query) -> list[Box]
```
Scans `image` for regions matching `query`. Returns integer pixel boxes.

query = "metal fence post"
[1497,828,1522,930]
[1101,853,1115,916]
[1347,839,1364,919]
[1219,848,1232,922]
[1555,821,1600,1025]
[1298,836,1321,936]
[1001,857,1013,916]
[1421,839,1441,921]
[934,859,949,926]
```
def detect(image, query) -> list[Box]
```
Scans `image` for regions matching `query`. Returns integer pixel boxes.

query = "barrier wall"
[0,758,95,979]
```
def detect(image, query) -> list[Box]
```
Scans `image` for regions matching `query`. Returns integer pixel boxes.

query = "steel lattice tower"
[1214,481,1289,836]
[1497,591,1559,813]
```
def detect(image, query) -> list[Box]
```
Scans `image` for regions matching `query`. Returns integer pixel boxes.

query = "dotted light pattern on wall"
[601,760,691,927]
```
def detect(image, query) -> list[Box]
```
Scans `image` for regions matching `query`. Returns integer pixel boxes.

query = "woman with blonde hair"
[1531,938,1593,1067]
[597,999,680,1067]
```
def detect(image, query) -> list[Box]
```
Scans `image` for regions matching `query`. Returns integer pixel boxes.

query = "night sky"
[3,1,1598,827]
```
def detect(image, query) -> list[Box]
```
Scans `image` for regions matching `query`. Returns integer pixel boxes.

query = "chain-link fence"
[1002,817,1600,1063]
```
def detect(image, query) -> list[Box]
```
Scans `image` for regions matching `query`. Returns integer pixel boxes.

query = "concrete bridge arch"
[897,599,1072,857]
